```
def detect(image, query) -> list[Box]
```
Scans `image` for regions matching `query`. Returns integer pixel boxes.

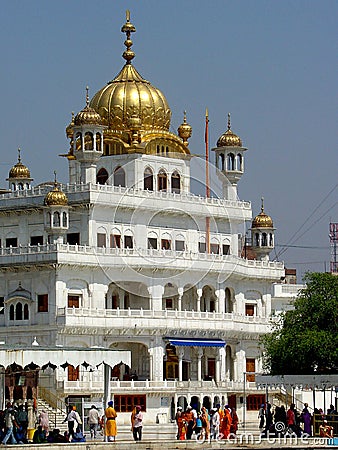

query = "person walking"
[39,409,49,435]
[132,405,143,441]
[258,404,265,429]
[1,402,18,445]
[300,404,312,437]
[105,401,117,442]
[63,405,77,439]
[88,405,100,439]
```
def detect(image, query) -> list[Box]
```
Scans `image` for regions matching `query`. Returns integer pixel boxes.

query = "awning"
[256,374,338,390]
[166,338,225,347]
[0,346,131,369]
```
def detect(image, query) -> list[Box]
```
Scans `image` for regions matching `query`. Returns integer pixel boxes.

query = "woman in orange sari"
[220,406,232,439]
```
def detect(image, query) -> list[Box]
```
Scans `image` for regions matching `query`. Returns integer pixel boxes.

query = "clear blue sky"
[0,0,337,280]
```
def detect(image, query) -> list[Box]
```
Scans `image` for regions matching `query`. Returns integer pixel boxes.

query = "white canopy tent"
[0,345,131,415]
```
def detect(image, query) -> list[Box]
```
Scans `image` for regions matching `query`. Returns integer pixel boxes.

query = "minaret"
[251,198,275,261]
[72,87,106,184]
[212,113,247,200]
[7,148,33,191]
[44,172,69,244]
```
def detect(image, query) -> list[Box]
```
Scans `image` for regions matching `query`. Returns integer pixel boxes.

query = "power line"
[276,183,338,259]
[275,244,330,249]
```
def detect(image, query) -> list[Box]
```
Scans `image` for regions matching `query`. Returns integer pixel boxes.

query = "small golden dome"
[90,12,171,133]
[66,112,75,138]
[74,87,103,126]
[8,149,31,179]
[252,198,273,228]
[217,113,242,147]
[45,173,68,206]
[178,111,192,146]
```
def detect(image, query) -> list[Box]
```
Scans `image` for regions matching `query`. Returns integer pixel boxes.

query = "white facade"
[0,13,300,425]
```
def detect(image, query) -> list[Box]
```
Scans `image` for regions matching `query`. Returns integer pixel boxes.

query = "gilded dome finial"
[121,10,136,64]
[216,113,242,147]
[18,147,21,163]
[252,197,273,229]
[86,86,89,106]
[45,171,68,207]
[178,110,192,146]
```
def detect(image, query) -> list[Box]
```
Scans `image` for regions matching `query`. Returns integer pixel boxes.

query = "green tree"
[262,272,338,374]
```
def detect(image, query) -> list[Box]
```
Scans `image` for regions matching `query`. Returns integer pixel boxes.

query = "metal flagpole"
[205,108,210,253]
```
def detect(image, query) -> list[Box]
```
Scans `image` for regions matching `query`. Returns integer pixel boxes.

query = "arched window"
[144,168,154,191]
[84,132,94,150]
[16,302,23,320]
[236,154,242,171]
[53,212,60,227]
[9,305,14,320]
[63,212,68,228]
[97,168,109,185]
[113,166,126,187]
[262,233,267,246]
[18,183,24,190]
[75,132,82,150]
[96,132,102,152]
[158,170,167,191]
[228,153,235,170]
[171,171,180,193]
[269,233,273,246]
[255,233,260,246]
[220,153,225,170]
[24,304,29,320]
[47,212,51,227]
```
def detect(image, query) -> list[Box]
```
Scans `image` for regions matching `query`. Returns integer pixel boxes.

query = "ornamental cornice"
[0,207,43,216]
[0,264,56,273]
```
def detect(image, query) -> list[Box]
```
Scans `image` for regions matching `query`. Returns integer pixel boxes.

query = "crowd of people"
[259,401,337,438]
[175,404,238,440]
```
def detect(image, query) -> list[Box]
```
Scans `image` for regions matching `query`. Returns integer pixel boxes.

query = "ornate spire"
[261,196,265,212]
[178,110,192,145]
[86,86,89,106]
[18,147,21,163]
[121,10,136,64]
[227,112,231,130]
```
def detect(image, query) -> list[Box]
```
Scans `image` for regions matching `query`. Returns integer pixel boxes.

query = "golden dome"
[8,149,31,179]
[217,113,242,147]
[89,12,171,133]
[66,112,75,138]
[45,174,68,206]
[74,88,103,126]
[252,198,273,228]
[178,111,192,145]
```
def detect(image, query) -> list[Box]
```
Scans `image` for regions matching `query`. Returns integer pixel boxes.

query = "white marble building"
[0,13,301,424]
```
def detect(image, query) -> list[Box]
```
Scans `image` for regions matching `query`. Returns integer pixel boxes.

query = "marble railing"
[0,182,251,210]
[0,243,284,270]
[60,379,258,393]
[57,306,273,324]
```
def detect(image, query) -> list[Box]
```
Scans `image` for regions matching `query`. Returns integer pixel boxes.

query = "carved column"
[148,285,164,311]
[215,288,225,314]
[197,348,203,381]
[196,288,202,312]
[177,348,184,382]
[219,347,226,381]
[177,287,184,312]
[148,341,165,381]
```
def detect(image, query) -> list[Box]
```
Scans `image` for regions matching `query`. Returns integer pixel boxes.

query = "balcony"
[59,378,257,394]
[0,243,284,280]
[56,307,274,336]
[0,182,252,220]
